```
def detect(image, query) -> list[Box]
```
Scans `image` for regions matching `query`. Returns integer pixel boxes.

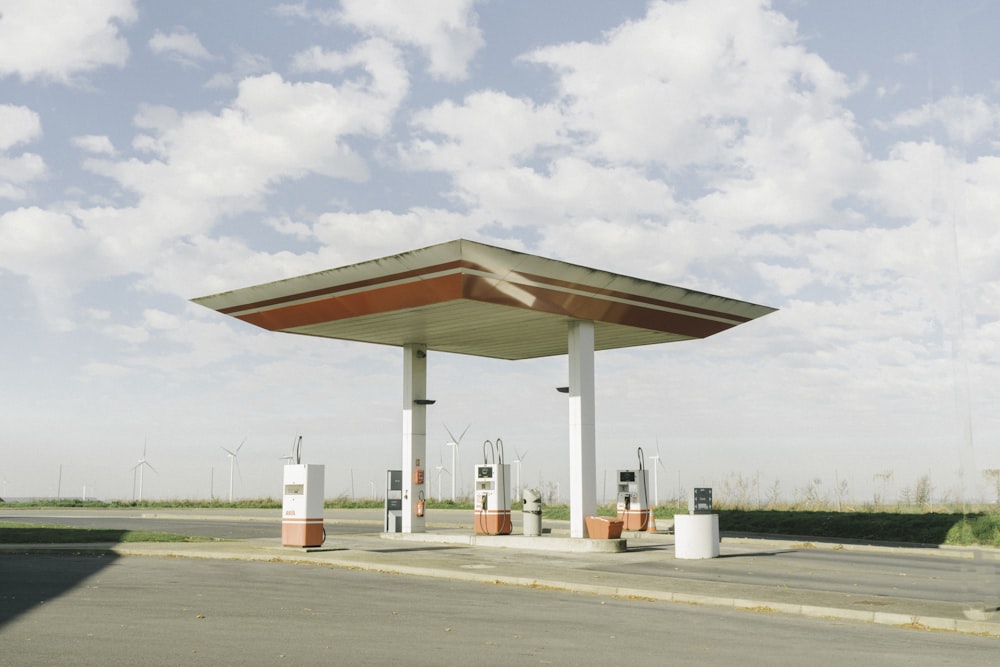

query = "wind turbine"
[648,441,667,506]
[443,423,470,502]
[221,438,245,502]
[279,435,301,464]
[131,444,157,503]
[434,443,451,501]
[512,447,528,502]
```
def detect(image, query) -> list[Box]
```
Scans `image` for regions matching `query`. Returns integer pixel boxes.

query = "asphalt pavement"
[2,508,999,637]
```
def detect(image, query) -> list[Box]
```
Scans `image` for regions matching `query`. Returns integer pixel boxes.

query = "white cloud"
[0,104,45,200]
[0,104,41,150]
[0,207,103,327]
[387,0,869,280]
[454,158,679,228]
[524,0,851,167]
[73,134,116,155]
[290,38,410,128]
[0,153,44,200]
[0,0,136,84]
[85,67,405,234]
[148,28,213,67]
[311,208,478,262]
[204,48,272,90]
[290,0,484,81]
[402,91,567,171]
[0,37,414,311]
[882,94,1000,145]
[272,2,337,24]
[753,262,814,297]
[519,0,863,231]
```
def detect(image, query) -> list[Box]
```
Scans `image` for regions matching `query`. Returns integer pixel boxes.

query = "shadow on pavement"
[715,549,798,559]
[0,550,121,630]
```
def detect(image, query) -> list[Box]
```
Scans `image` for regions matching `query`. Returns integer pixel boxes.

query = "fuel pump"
[616,447,651,531]
[385,469,402,532]
[473,438,512,535]
[281,436,325,547]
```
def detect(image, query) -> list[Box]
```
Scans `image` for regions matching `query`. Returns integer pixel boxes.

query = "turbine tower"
[648,442,667,506]
[131,444,156,503]
[434,443,450,501]
[221,438,246,502]
[443,423,470,502]
[512,447,529,502]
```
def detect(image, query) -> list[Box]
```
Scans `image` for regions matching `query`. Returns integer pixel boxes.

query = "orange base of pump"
[282,518,325,547]
[474,510,512,535]
[617,508,650,531]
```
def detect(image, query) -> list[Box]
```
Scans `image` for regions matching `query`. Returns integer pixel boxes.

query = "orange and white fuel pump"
[473,438,512,535]
[616,447,650,531]
[282,463,325,547]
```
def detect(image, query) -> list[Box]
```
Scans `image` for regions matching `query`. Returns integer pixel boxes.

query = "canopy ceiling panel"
[192,239,776,360]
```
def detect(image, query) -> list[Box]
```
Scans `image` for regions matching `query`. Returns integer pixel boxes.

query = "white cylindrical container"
[522,488,542,536]
[674,513,720,559]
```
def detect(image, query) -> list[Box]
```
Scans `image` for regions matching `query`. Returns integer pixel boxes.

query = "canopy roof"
[192,239,775,360]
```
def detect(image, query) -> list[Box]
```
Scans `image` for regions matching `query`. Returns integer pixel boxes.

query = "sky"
[2,0,999,507]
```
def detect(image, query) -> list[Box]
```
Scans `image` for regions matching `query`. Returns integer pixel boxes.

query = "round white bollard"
[674,513,720,559]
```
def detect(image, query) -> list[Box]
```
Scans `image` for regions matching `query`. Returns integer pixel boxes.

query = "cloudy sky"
[2,0,998,506]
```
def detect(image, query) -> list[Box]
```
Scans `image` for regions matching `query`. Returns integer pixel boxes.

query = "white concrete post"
[402,343,428,533]
[568,320,597,538]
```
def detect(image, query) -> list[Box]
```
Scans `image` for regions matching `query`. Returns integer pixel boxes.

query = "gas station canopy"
[191,239,775,358]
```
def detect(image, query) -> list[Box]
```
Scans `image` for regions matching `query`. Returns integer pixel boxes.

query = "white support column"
[567,320,597,538]
[402,343,428,533]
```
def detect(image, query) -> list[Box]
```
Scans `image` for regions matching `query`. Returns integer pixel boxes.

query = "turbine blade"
[457,423,471,443]
[443,423,458,443]
[221,446,235,456]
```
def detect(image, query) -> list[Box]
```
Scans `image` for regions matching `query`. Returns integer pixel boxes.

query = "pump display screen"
[477,466,493,479]
[619,471,635,483]
[284,484,304,495]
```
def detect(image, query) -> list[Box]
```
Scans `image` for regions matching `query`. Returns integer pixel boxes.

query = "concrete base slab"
[380,530,627,553]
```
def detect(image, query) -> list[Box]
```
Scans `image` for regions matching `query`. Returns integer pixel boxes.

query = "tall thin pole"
[513,460,520,503]
[448,442,457,501]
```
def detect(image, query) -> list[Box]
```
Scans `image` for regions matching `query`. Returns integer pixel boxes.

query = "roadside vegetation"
[4,496,999,547]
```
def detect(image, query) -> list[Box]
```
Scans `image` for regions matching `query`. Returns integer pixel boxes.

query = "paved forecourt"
[2,508,998,637]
